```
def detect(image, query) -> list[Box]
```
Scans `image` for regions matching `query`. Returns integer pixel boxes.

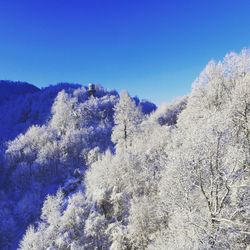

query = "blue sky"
[0,0,250,104]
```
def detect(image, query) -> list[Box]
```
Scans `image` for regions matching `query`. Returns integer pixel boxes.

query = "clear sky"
[0,0,250,104]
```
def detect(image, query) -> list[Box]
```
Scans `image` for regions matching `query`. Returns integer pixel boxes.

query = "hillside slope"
[0,81,40,104]
[0,82,157,249]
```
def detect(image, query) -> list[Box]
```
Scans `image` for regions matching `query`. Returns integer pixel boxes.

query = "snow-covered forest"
[0,49,250,249]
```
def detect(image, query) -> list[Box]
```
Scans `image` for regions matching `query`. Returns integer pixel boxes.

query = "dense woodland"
[0,49,250,249]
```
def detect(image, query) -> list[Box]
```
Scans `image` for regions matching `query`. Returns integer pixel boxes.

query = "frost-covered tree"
[157,50,250,249]
[112,91,143,149]
[50,90,79,136]
[19,191,92,250]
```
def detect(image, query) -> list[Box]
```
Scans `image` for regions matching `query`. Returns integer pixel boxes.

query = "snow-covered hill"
[1,49,250,250]
[0,82,157,249]
[19,49,250,250]
[0,80,40,104]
